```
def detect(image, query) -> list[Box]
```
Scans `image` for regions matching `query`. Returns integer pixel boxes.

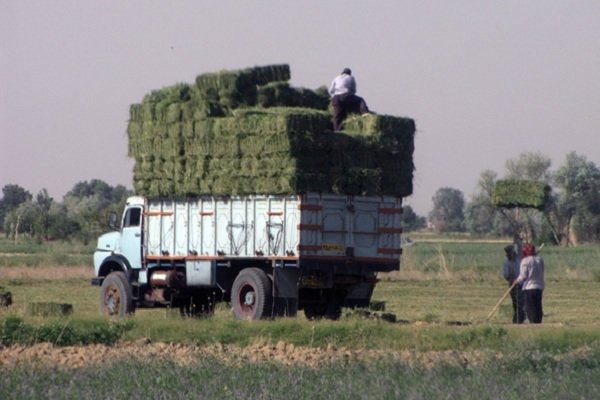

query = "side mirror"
[109,212,118,229]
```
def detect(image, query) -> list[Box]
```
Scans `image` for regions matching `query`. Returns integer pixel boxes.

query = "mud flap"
[273,267,300,316]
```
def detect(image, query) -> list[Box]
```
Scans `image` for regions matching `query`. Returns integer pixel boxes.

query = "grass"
[0,238,94,267]
[2,237,600,398]
[1,353,600,400]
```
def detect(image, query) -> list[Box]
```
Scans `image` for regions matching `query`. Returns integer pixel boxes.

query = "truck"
[92,192,403,320]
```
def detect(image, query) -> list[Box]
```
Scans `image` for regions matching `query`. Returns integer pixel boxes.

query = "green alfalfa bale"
[190,118,218,139]
[165,103,183,123]
[491,180,550,210]
[343,114,415,135]
[28,302,73,317]
[183,135,212,156]
[179,176,202,196]
[343,114,415,155]
[379,172,413,197]
[229,108,331,141]
[182,120,194,138]
[249,64,291,85]
[256,82,295,107]
[129,104,144,122]
[195,64,291,109]
[127,120,144,140]
[193,67,259,110]
[207,156,242,173]
[256,82,329,110]
[0,286,12,307]
[153,136,184,159]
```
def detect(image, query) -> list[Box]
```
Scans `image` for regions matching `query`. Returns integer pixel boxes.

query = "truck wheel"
[100,271,134,317]
[231,268,272,320]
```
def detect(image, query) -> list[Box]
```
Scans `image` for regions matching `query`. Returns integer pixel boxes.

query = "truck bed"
[144,193,402,267]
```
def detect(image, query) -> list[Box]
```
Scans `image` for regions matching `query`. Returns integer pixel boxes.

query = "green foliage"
[401,205,426,232]
[0,237,94,267]
[0,184,32,228]
[428,187,466,233]
[505,151,552,182]
[0,316,131,346]
[552,152,600,243]
[2,350,600,399]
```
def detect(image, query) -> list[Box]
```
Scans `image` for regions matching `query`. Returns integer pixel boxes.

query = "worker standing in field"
[515,243,545,324]
[503,244,525,324]
[329,68,370,131]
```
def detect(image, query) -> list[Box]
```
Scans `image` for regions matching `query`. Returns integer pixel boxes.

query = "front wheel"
[100,271,134,317]
[231,268,272,320]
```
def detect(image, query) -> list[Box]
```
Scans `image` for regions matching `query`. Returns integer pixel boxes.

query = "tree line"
[0,180,132,244]
[425,151,600,245]
[2,151,598,246]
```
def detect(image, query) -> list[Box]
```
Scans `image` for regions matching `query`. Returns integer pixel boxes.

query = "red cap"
[522,243,536,257]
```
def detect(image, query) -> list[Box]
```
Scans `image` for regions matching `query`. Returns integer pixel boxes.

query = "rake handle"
[485,281,518,321]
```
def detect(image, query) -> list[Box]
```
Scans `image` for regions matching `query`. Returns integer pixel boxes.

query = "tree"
[428,187,465,233]
[505,152,552,182]
[401,205,426,232]
[551,152,600,245]
[465,170,513,236]
[501,152,553,243]
[62,180,132,243]
[4,201,41,240]
[35,189,53,240]
[0,184,32,229]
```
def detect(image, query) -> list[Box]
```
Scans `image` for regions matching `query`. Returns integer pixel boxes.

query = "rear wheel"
[231,268,272,320]
[100,271,134,317]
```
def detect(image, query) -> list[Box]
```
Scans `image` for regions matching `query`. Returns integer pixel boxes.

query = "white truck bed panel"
[144,193,402,262]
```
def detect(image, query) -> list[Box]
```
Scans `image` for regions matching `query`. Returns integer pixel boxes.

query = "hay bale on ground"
[492,180,550,210]
[0,287,12,307]
[28,302,73,317]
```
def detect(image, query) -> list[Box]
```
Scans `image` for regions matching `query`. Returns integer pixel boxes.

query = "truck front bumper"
[91,277,104,286]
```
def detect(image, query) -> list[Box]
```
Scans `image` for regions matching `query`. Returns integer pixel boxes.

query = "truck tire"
[100,271,134,317]
[231,268,272,320]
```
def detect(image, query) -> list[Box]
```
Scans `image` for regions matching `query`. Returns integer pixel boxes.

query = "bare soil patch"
[0,340,488,369]
[2,340,592,370]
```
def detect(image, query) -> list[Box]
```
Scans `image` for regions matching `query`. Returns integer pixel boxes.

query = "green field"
[1,238,600,398]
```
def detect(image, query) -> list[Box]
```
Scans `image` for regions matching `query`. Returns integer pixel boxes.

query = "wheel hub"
[105,286,120,315]
[244,291,255,306]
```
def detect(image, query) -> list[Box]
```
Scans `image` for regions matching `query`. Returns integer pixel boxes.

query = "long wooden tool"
[485,281,517,321]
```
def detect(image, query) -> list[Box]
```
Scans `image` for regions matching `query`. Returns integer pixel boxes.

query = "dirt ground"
[0,340,486,369]
[0,340,593,370]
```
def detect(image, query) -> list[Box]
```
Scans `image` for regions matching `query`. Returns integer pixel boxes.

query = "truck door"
[120,206,143,269]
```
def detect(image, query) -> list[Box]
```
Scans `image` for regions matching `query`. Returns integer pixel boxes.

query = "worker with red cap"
[515,243,545,323]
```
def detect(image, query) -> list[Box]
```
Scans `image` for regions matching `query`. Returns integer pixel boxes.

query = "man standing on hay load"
[503,244,525,324]
[329,67,370,131]
[515,243,545,324]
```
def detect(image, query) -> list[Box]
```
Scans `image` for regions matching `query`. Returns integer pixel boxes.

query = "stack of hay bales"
[127,64,415,198]
[491,180,550,210]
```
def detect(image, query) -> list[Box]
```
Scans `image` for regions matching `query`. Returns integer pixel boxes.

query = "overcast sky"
[2,1,599,215]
